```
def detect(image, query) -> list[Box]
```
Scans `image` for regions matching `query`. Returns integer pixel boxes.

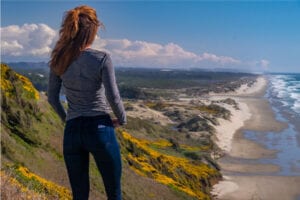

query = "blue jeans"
[63,115,122,200]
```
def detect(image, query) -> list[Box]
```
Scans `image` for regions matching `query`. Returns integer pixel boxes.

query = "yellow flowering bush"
[2,165,71,200]
[121,131,221,200]
[15,73,40,100]
[16,166,71,199]
[151,139,173,148]
[1,64,14,97]
[1,170,48,199]
[1,63,39,100]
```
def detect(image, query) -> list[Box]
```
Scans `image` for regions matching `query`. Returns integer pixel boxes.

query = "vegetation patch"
[118,130,221,200]
[1,165,71,200]
[1,64,39,100]
[145,101,172,111]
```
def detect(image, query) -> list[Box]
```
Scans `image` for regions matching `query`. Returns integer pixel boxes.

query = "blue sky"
[1,1,300,72]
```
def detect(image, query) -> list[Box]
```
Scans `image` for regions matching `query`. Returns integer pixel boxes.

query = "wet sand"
[212,175,300,200]
[211,76,300,200]
[229,97,287,159]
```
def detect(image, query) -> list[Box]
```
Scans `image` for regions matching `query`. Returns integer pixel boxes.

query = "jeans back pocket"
[92,124,113,149]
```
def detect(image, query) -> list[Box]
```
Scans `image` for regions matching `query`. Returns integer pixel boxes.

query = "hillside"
[1,63,223,199]
[1,63,72,199]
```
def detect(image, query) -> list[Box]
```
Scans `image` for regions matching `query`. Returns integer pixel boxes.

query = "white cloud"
[245,59,270,71]
[1,40,24,56]
[260,59,270,70]
[2,23,269,71]
[92,38,240,68]
[198,53,241,65]
[1,23,57,58]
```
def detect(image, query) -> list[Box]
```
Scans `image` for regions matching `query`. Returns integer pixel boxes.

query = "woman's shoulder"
[84,48,110,61]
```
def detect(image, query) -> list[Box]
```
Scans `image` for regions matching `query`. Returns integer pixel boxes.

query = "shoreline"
[210,76,300,200]
[209,76,268,154]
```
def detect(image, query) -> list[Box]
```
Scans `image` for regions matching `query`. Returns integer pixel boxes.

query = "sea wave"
[292,101,300,113]
[270,74,300,114]
[291,93,300,100]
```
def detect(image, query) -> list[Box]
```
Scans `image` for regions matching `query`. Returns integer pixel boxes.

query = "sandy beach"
[209,76,270,154]
[210,76,300,200]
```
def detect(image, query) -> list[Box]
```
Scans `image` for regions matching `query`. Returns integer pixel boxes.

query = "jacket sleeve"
[101,54,127,125]
[47,69,66,122]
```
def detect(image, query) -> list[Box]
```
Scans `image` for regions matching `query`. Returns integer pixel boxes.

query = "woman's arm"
[102,54,127,125]
[47,70,66,122]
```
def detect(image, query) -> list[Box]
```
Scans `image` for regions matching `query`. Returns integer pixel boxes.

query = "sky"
[1,1,300,73]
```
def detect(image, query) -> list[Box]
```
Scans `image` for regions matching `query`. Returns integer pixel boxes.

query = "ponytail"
[64,9,80,40]
[49,5,102,76]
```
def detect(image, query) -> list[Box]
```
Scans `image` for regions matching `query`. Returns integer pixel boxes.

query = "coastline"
[210,76,300,200]
[209,76,269,154]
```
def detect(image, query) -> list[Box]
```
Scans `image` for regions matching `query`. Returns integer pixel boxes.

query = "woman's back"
[48,48,126,124]
[61,49,110,120]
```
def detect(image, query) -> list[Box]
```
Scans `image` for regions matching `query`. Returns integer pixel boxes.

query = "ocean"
[244,73,300,176]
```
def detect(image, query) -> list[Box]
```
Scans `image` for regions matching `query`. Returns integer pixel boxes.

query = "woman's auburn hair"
[49,5,103,76]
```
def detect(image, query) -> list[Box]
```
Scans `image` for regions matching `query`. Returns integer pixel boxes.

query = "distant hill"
[5,62,49,70]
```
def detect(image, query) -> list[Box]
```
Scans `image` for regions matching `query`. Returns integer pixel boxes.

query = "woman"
[48,5,126,200]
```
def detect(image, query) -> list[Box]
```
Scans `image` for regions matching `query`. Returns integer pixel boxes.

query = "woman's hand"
[112,119,120,127]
